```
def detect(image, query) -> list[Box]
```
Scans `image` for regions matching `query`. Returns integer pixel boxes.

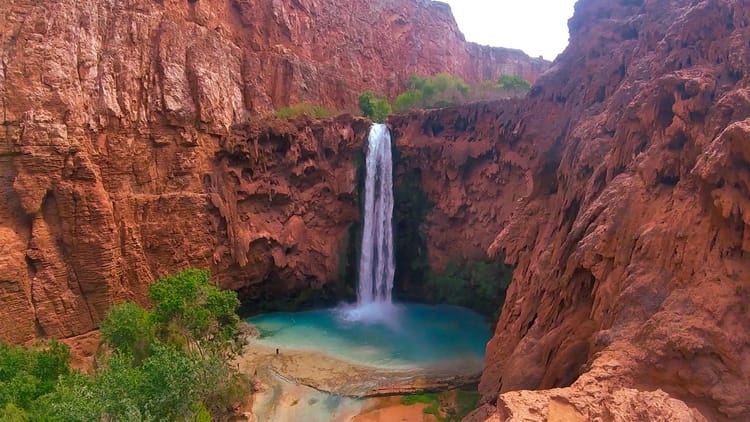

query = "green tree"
[358,91,392,121]
[148,269,241,357]
[497,75,532,92]
[0,269,247,421]
[100,302,154,364]
[394,89,424,112]
[0,341,69,415]
[394,73,471,112]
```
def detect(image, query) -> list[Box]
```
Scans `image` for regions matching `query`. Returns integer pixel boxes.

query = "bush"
[400,390,480,422]
[392,73,471,112]
[394,89,424,112]
[497,75,532,92]
[401,393,442,419]
[358,91,392,121]
[273,103,336,119]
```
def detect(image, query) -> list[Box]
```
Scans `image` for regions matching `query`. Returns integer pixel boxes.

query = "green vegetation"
[390,153,512,319]
[360,73,533,116]
[497,74,532,92]
[0,341,69,416]
[0,269,247,421]
[358,91,392,121]
[426,259,513,320]
[273,103,337,119]
[454,390,480,419]
[394,73,470,112]
[401,393,442,419]
[400,389,481,422]
[392,162,432,295]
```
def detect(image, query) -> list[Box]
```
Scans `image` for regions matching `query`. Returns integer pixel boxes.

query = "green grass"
[400,390,481,422]
[454,390,480,420]
[273,103,337,119]
[401,393,442,419]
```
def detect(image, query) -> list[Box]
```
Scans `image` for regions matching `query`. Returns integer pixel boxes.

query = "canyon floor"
[236,339,480,421]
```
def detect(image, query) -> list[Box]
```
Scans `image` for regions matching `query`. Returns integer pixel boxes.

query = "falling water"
[357,123,395,307]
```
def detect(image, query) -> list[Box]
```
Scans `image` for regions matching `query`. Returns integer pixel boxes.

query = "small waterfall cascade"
[357,123,395,307]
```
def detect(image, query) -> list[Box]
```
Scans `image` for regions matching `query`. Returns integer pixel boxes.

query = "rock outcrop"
[390,0,750,420]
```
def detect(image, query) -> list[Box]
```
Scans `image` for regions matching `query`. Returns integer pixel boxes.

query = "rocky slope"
[391,0,750,420]
[0,0,546,343]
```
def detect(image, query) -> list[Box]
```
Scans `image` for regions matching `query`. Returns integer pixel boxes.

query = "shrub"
[394,89,424,112]
[401,393,442,419]
[497,75,532,92]
[400,390,479,422]
[358,91,392,121]
[273,103,336,119]
[393,73,471,112]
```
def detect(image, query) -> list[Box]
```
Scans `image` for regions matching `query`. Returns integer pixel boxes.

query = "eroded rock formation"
[1,112,368,343]
[391,0,750,420]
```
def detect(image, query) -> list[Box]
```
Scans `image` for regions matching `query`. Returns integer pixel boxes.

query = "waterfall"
[357,123,395,306]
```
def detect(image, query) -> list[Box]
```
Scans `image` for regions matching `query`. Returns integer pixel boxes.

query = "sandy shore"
[237,341,482,397]
[351,396,440,422]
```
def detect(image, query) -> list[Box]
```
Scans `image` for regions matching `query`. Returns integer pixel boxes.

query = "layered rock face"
[1,0,548,127]
[1,111,368,343]
[392,0,750,420]
[0,0,545,343]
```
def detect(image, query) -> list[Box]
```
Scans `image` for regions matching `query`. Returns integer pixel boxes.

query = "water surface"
[248,303,491,370]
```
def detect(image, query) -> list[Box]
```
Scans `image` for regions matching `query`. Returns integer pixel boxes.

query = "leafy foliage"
[100,302,154,364]
[358,91,392,121]
[273,103,337,119]
[425,259,513,319]
[148,269,241,355]
[0,269,247,421]
[497,74,532,91]
[0,341,69,414]
[391,73,533,113]
[394,73,470,112]
[393,89,424,112]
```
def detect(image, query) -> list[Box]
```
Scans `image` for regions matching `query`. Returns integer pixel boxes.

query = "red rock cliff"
[391,0,750,420]
[0,0,546,343]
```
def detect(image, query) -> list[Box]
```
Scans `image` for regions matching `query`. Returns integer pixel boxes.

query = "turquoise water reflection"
[248,303,491,369]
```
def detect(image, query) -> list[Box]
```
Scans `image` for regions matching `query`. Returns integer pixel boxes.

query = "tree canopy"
[0,269,247,421]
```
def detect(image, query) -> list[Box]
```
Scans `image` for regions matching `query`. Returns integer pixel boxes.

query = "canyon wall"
[392,0,750,420]
[0,0,545,343]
